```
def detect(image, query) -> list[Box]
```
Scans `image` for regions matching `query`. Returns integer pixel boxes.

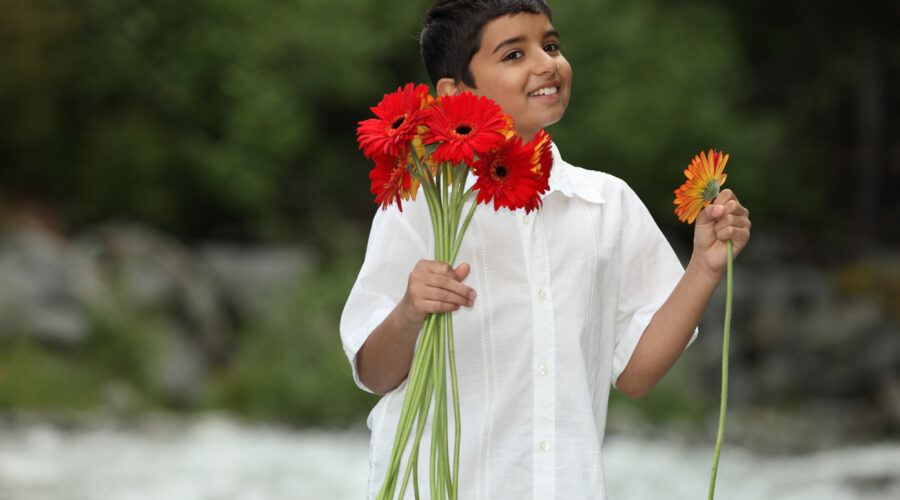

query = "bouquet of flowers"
[357,83,553,500]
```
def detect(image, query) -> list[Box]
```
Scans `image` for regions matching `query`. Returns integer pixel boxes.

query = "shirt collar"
[546,142,606,204]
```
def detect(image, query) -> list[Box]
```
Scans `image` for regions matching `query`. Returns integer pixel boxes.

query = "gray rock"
[0,227,96,344]
[76,223,232,364]
[150,322,208,407]
[198,243,313,320]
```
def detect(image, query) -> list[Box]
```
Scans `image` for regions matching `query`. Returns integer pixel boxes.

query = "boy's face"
[442,13,572,141]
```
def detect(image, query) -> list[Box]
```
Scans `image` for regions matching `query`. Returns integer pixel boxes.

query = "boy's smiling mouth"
[528,83,560,97]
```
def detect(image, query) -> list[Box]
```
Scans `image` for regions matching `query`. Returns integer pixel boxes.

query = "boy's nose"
[533,51,557,75]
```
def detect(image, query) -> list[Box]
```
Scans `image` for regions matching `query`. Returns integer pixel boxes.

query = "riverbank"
[1,413,898,500]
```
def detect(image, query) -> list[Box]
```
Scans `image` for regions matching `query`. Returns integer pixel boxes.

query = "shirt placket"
[520,210,556,498]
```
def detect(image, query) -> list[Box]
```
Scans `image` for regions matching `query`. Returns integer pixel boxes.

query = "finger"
[412,260,475,306]
[453,263,476,306]
[421,286,473,308]
[714,189,737,205]
[421,260,455,275]
[713,213,751,234]
[407,283,466,311]
[419,299,467,314]
[435,274,476,306]
[454,262,471,281]
[695,203,724,226]
[720,199,749,217]
[716,225,751,244]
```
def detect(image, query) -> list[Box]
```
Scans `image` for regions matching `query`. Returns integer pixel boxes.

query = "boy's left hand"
[692,189,751,277]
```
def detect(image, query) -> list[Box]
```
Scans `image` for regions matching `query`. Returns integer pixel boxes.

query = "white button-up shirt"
[341,144,693,499]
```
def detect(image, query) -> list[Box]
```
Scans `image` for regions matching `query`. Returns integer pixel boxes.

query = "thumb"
[454,262,471,282]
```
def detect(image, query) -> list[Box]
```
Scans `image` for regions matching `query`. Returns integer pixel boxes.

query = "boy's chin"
[538,115,565,132]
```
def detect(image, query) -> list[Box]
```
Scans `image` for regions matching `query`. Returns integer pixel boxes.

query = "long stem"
[429,317,440,500]
[439,313,453,496]
[379,316,436,499]
[451,199,477,262]
[398,372,434,500]
[447,308,461,500]
[708,239,733,500]
[444,163,470,499]
[437,313,450,497]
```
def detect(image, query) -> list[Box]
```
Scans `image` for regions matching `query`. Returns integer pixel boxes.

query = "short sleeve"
[339,196,431,393]
[611,184,697,386]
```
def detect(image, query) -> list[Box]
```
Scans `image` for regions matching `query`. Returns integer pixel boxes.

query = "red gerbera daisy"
[424,92,509,166]
[369,147,419,212]
[472,136,543,213]
[357,83,431,159]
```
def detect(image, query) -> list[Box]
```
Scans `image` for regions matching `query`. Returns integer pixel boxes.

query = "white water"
[0,414,898,500]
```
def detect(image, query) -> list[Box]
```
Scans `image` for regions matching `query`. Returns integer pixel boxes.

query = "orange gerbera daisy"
[411,127,439,177]
[674,149,728,224]
[369,147,420,212]
[357,83,431,159]
[424,92,509,166]
[528,129,553,189]
[472,135,543,213]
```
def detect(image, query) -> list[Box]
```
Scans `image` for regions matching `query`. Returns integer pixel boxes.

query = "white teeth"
[530,86,558,96]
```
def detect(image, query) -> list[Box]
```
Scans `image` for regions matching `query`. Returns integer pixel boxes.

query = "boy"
[341,0,751,498]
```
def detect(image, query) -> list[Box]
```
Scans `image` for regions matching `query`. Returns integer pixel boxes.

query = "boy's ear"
[436,77,463,97]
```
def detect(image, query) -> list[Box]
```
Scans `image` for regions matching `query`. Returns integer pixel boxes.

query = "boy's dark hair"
[420,0,552,88]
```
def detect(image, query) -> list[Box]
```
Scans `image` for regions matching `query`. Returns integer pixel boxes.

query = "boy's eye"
[544,42,560,52]
[502,50,523,61]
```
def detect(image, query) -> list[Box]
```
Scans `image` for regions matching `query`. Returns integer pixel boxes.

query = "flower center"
[491,164,508,182]
[701,179,720,201]
[391,115,407,129]
[454,125,473,136]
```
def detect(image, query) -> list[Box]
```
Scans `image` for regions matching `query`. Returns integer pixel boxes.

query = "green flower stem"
[447,309,461,500]
[397,373,433,500]
[429,317,441,500]
[708,238,733,500]
[379,319,435,499]
[433,313,444,497]
[445,166,466,500]
[441,165,451,261]
[438,313,451,497]
[392,317,437,476]
[451,164,469,229]
[451,200,477,262]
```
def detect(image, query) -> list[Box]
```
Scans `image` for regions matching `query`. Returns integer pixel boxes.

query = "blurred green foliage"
[0,0,897,425]
[211,225,379,426]
[0,0,430,240]
[2,0,896,244]
[608,345,718,435]
[0,306,162,412]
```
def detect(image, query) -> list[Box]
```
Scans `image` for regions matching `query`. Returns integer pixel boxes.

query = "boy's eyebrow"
[491,35,526,55]
[490,30,560,55]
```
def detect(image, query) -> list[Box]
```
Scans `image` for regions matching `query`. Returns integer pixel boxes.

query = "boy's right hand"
[399,260,476,331]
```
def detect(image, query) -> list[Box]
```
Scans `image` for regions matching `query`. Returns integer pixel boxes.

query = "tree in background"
[1,0,897,252]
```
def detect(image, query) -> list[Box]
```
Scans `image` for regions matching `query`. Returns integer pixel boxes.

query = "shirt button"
[537,290,546,301]
[522,215,531,225]
[539,441,550,452]
[538,364,548,376]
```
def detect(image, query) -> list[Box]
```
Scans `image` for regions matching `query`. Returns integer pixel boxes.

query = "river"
[1,414,898,500]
